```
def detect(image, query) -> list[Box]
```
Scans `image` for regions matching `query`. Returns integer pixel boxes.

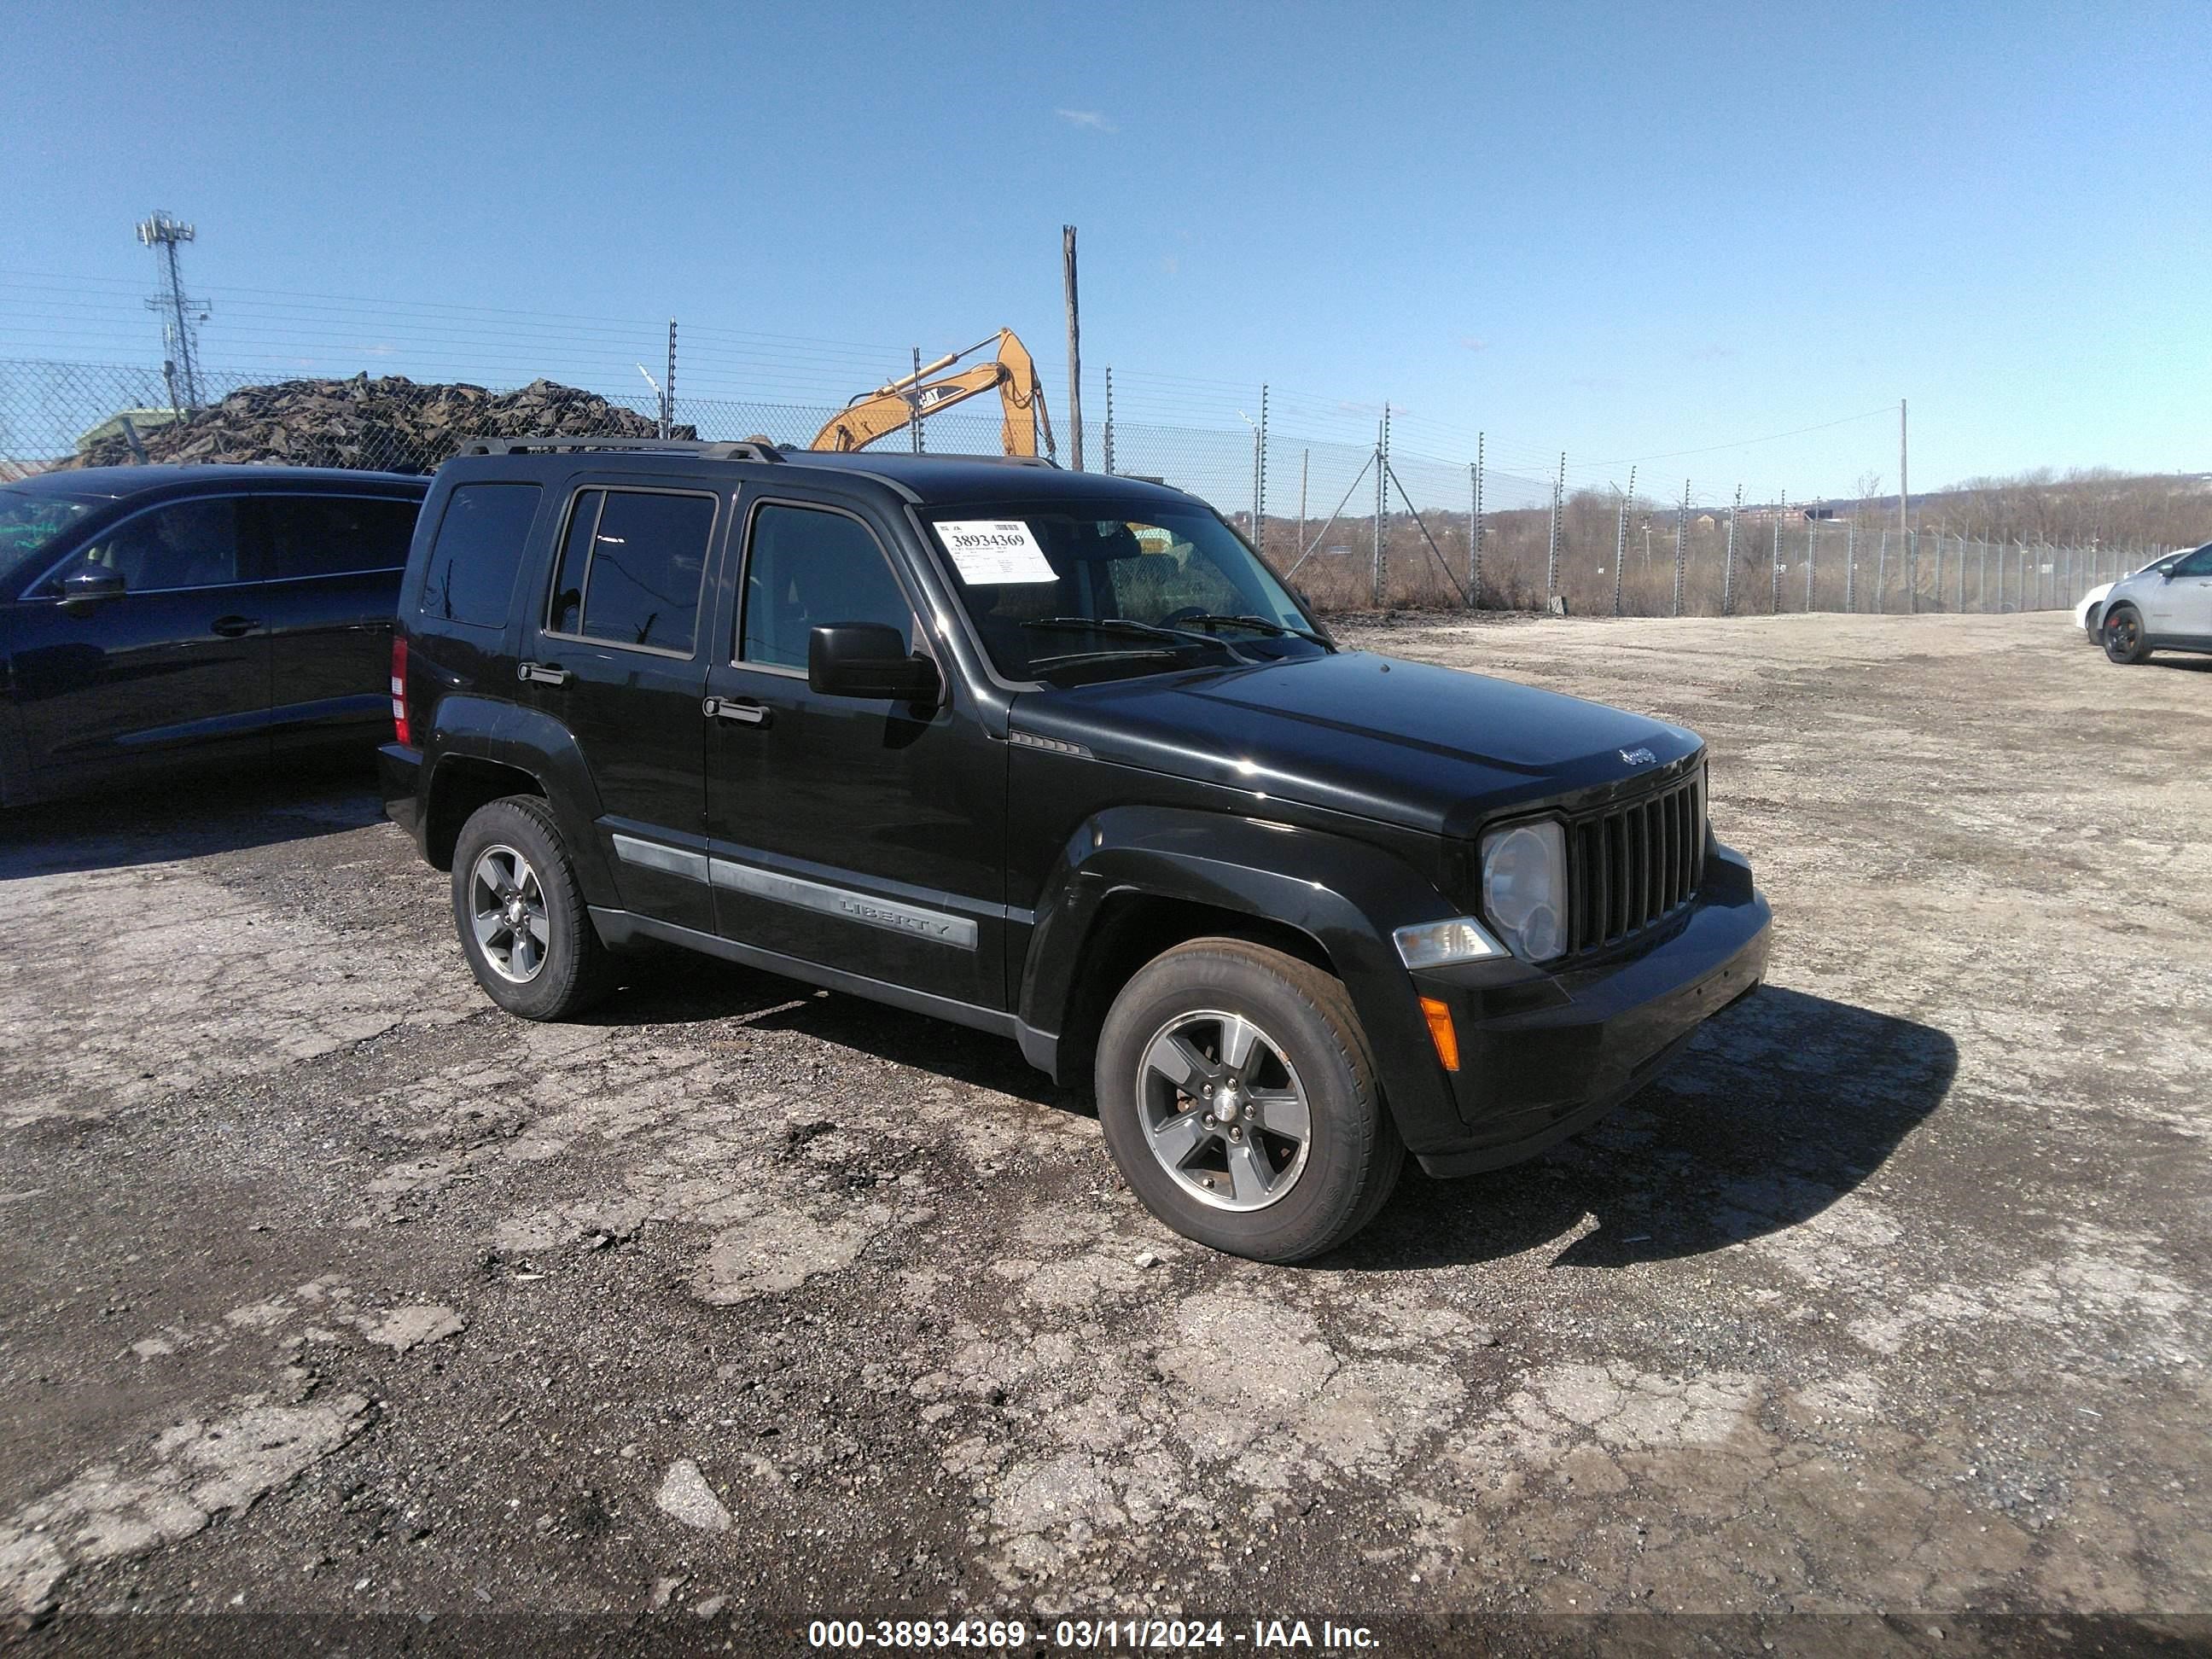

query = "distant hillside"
[1789,469,2210,550]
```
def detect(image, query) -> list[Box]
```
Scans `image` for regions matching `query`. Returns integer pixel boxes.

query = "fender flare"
[422,694,616,905]
[1019,805,1466,1147]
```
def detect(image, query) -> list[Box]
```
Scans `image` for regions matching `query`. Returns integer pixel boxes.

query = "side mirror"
[58,567,126,613]
[2158,562,2180,580]
[807,623,941,704]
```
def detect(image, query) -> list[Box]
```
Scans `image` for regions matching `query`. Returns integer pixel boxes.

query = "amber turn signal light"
[1419,996,1460,1074]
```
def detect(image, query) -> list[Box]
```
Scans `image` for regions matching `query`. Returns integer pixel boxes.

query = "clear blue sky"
[5,1,2206,500]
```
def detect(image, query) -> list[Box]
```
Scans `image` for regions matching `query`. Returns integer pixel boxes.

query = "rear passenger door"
[257,491,421,753]
[512,478,723,934]
[9,494,271,788]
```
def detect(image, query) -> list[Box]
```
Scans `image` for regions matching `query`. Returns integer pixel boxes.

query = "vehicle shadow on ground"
[597,952,1077,1110]
[1337,985,1958,1272]
[0,759,383,880]
[2151,655,2212,673]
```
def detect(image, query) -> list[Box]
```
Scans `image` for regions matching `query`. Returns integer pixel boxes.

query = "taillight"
[391,636,411,747]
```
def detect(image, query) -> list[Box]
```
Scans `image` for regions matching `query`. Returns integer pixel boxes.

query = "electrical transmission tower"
[137,212,208,412]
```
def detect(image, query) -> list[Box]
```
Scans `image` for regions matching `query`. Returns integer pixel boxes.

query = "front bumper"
[1406,843,1771,1177]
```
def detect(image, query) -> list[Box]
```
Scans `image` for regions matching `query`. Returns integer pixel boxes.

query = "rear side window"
[547,487,714,655]
[419,483,540,629]
[265,495,420,579]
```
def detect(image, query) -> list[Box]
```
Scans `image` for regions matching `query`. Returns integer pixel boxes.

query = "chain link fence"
[0,356,2176,618]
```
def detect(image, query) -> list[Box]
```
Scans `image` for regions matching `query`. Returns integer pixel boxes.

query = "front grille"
[1565,766,1705,955]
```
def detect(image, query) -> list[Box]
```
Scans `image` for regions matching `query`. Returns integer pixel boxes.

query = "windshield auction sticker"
[934,520,1057,585]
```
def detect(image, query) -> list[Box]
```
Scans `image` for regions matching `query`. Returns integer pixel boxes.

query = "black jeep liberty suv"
[383,438,1770,1261]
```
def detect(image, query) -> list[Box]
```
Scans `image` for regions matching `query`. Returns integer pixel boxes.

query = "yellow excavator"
[809,329,1056,459]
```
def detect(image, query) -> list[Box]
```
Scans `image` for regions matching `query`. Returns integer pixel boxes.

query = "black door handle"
[212,615,260,637]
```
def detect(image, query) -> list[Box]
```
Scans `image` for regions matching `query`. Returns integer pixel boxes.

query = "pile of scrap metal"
[65,375,690,473]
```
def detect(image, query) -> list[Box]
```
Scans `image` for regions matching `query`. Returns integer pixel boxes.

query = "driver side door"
[2161,544,2212,642]
[9,494,271,793]
[699,491,1008,1014]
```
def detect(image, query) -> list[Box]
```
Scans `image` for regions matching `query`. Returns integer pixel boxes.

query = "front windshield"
[0,488,96,585]
[928,505,1328,682]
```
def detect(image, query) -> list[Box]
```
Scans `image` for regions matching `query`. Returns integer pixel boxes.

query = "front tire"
[2103,605,2151,665]
[1094,938,1403,1262]
[450,795,614,1020]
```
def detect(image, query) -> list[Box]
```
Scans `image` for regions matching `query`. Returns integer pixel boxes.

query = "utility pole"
[137,211,207,411]
[1722,488,1739,615]
[1898,399,1912,613]
[1897,399,1910,544]
[1062,225,1084,471]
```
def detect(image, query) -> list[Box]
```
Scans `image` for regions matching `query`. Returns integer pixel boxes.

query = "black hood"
[1010,650,1701,835]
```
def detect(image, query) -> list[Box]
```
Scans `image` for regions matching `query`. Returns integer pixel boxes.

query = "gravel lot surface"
[0,612,2206,1650]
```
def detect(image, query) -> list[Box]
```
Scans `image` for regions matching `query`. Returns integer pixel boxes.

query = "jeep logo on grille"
[1619,747,1657,766]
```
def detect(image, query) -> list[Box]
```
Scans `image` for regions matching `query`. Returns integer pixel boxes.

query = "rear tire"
[1094,938,1403,1262]
[2103,605,2151,665]
[450,795,614,1020]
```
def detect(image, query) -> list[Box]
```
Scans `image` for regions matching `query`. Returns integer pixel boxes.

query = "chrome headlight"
[1480,819,1567,962]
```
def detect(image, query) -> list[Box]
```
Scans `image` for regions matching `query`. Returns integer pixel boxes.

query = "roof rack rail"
[461,436,784,463]
[868,451,1061,469]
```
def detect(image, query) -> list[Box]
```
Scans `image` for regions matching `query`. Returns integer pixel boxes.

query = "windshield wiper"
[1169,613,1330,646]
[1019,615,1207,647]
[1027,647,1185,670]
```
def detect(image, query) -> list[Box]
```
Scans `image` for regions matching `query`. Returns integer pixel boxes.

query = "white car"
[2098,542,2212,665]
[2077,552,2186,640]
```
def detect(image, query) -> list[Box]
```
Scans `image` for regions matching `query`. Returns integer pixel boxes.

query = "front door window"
[51,498,242,593]
[740,504,915,669]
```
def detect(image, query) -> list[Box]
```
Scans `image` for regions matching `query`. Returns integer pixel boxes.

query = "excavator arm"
[810,329,1056,458]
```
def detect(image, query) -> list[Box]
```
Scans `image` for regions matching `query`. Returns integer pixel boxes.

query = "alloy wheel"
[469,843,550,983]
[1137,1010,1313,1211]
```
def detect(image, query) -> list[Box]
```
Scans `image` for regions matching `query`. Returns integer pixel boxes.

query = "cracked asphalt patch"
[0,614,2206,1639]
